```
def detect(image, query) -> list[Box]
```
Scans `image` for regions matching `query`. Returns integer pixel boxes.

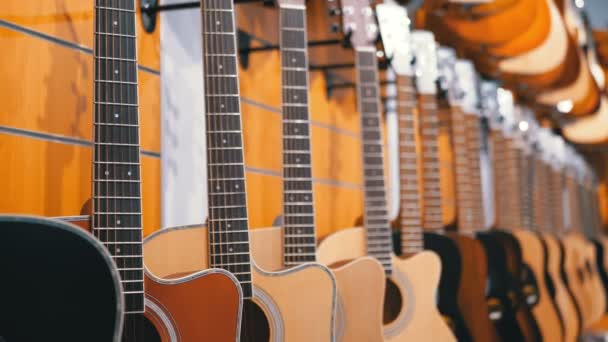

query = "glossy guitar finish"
[0,216,123,342]
[250,227,371,342]
[318,227,455,341]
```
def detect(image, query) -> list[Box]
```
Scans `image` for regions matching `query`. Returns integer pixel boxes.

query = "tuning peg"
[330,22,340,33]
[329,7,341,16]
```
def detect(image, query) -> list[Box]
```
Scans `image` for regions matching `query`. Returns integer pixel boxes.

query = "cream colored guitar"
[320,6,454,341]
[156,2,338,340]
[250,1,385,341]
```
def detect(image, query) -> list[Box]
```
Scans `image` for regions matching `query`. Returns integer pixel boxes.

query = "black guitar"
[0,215,123,341]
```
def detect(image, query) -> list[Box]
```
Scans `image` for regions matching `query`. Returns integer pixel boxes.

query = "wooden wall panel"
[0,2,162,234]
[0,134,160,234]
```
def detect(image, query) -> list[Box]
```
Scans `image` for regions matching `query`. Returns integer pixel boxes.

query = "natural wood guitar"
[250,2,379,341]
[198,0,337,340]
[320,11,454,341]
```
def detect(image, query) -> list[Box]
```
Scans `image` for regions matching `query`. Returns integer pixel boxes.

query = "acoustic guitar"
[0,215,123,341]
[377,12,465,340]
[445,62,504,342]
[479,91,544,342]
[64,1,244,340]
[318,4,455,341]
[533,132,582,342]
[248,1,376,341]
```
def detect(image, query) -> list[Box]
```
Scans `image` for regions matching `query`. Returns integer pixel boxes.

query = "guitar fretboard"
[396,75,424,255]
[464,114,485,231]
[201,0,252,299]
[450,107,477,234]
[93,0,143,314]
[279,5,317,266]
[356,48,393,275]
[418,94,444,232]
[549,166,565,234]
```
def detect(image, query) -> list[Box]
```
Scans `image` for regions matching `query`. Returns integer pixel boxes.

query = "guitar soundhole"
[121,313,162,342]
[383,278,403,324]
[240,299,271,342]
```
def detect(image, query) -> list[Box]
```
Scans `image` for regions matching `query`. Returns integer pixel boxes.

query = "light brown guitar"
[500,120,564,342]
[320,7,454,341]
[532,134,581,342]
[250,1,383,341]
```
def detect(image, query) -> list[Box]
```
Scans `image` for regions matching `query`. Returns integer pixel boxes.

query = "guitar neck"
[550,166,565,235]
[418,93,444,232]
[200,0,253,299]
[93,0,144,314]
[464,114,486,230]
[279,3,317,266]
[396,75,424,255]
[356,47,393,275]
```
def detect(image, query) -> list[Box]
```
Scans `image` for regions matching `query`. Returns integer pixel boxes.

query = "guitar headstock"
[479,81,499,120]
[376,3,412,76]
[411,30,439,94]
[496,87,516,135]
[454,59,479,114]
[437,47,461,104]
[329,0,378,48]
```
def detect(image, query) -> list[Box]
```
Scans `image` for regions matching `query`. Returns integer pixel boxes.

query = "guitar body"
[562,233,593,326]
[141,225,244,341]
[252,226,384,342]
[511,229,564,342]
[581,239,607,323]
[592,237,608,312]
[422,232,474,342]
[0,215,123,342]
[318,227,456,341]
[540,233,581,342]
[477,230,542,342]
[449,233,502,342]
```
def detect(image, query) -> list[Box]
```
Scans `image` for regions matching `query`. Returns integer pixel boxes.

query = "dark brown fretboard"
[279,4,317,266]
[201,0,252,299]
[418,94,444,232]
[93,0,143,314]
[356,48,393,275]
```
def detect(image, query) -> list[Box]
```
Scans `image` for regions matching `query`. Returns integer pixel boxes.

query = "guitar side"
[318,227,455,342]
[252,227,383,342]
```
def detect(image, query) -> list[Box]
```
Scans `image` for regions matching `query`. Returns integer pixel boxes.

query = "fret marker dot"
[114,69,119,74]
[296,158,300,162]
[292,58,296,63]
[294,95,298,100]
[294,128,299,133]
[229,247,233,252]
[304,195,309,200]
[216,20,221,25]
[216,185,221,190]
[221,104,225,109]
[227,223,231,228]
[290,196,294,200]
[104,170,109,176]
[223,139,227,144]
[218,64,223,70]
[113,21,118,26]
[116,248,121,253]
[127,171,132,176]
[117,219,121,225]
[297,229,301,233]
[114,113,119,118]
[298,248,302,252]
[235,184,239,189]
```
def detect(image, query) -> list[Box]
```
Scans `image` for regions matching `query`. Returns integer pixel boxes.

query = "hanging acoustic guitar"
[64,0,244,340]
